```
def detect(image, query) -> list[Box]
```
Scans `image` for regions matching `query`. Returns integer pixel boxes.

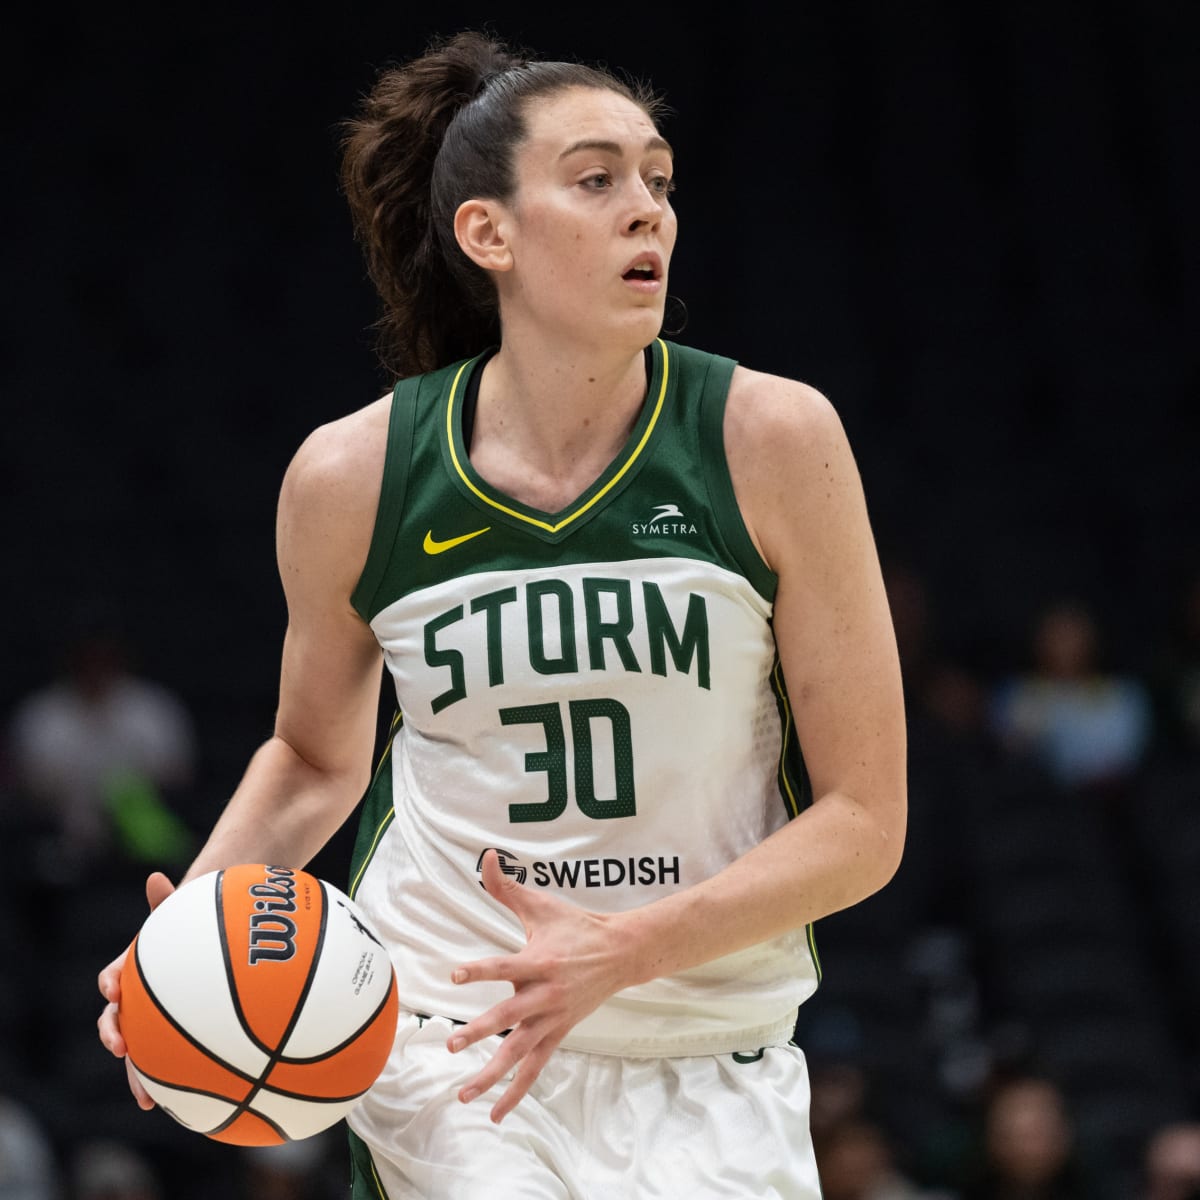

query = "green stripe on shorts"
[349,1128,390,1200]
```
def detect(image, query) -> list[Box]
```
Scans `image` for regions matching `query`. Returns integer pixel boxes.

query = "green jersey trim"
[444,339,671,535]
[770,655,822,983]
[697,354,776,601]
[348,711,401,900]
[352,379,419,622]
[808,923,823,983]
[771,658,809,820]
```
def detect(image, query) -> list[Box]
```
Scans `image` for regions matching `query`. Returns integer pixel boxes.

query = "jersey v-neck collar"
[441,339,672,542]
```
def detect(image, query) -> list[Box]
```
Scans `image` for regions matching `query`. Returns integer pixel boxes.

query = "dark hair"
[339,31,666,379]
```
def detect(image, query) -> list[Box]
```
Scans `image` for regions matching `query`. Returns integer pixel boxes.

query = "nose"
[626,177,666,233]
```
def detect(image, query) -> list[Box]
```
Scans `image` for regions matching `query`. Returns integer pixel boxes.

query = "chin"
[626,305,669,346]
[550,303,666,354]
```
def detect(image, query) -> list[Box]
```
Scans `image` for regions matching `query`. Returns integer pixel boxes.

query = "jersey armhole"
[350,377,420,622]
[697,356,778,602]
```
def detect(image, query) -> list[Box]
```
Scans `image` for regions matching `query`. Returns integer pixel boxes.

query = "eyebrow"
[558,135,674,160]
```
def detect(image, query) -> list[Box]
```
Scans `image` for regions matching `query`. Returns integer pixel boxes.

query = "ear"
[454,199,514,274]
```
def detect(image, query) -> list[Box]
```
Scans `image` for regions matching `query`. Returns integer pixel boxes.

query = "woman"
[98,30,907,1198]
[958,1076,1100,1200]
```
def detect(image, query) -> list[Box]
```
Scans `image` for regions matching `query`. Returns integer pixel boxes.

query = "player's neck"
[463,337,648,513]
[477,336,648,478]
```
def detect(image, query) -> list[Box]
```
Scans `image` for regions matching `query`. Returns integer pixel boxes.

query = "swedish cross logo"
[476,847,528,888]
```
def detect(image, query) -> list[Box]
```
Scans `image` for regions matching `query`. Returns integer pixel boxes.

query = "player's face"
[500,86,677,350]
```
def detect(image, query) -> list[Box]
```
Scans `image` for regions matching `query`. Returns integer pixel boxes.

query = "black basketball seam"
[221,867,280,1056]
[248,1081,373,1104]
[128,909,260,1091]
[126,1066,251,1104]
[130,1061,361,1141]
[207,1104,292,1142]
[275,969,397,1065]
[212,875,331,1135]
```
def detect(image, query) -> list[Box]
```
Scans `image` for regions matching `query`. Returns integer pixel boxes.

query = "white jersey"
[347,339,820,1056]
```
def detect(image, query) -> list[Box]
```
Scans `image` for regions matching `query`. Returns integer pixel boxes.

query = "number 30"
[500,699,636,822]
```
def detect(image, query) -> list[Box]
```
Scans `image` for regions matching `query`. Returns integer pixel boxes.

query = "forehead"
[519,86,663,156]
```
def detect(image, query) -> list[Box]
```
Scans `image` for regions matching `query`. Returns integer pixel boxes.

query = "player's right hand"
[96,871,176,1109]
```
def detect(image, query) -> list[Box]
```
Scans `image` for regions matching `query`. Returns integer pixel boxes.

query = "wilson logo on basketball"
[247,865,299,965]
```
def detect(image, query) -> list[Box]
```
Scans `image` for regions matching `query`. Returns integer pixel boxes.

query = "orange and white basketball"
[118,863,398,1146]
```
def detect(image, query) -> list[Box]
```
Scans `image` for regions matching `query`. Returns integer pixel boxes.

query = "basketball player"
[98,31,907,1198]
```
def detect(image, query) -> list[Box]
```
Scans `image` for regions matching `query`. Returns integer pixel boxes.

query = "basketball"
[117,863,399,1146]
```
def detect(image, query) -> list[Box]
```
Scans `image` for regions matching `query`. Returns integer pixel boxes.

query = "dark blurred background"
[2,3,1199,1199]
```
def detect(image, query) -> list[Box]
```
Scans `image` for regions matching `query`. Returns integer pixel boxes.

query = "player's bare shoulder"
[725,366,843,466]
[283,395,391,504]
[277,394,393,591]
[724,366,861,569]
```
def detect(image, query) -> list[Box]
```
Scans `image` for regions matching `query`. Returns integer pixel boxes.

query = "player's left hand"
[448,848,637,1123]
[97,870,177,1110]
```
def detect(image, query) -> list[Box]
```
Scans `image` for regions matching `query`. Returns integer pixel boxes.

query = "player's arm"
[617,368,908,970]
[178,401,390,879]
[450,371,907,1120]
[97,399,390,1089]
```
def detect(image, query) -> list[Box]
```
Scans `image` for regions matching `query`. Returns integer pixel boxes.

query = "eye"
[581,172,614,190]
[647,174,676,197]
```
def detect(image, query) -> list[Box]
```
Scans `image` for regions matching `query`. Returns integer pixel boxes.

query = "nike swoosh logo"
[423,527,491,555]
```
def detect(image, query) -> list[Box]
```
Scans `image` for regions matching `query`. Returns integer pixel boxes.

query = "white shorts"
[346,1011,820,1199]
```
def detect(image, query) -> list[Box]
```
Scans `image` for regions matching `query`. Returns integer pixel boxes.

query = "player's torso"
[349,339,817,1053]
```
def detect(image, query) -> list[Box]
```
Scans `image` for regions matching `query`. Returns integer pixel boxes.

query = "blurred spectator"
[817,1116,951,1200]
[0,1095,60,1200]
[236,1133,344,1200]
[69,1139,160,1200]
[1140,1122,1200,1200]
[958,1075,1099,1200]
[987,597,1153,796]
[4,618,196,882]
[881,560,992,757]
[809,1057,872,1144]
[883,562,983,726]
[878,562,985,935]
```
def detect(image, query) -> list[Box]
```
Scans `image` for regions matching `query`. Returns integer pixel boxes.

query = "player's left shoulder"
[722,365,870,571]
[725,365,850,477]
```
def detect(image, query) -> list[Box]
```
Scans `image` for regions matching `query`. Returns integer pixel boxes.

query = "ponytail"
[339,32,520,378]
[339,31,663,379]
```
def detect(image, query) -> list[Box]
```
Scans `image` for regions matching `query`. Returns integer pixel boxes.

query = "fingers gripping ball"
[118,864,398,1146]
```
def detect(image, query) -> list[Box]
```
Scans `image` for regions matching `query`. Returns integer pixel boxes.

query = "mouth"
[621,254,663,283]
